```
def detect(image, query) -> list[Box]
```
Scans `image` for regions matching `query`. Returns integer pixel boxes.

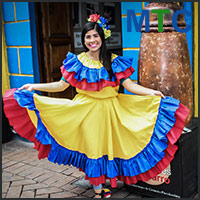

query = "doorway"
[35,2,77,99]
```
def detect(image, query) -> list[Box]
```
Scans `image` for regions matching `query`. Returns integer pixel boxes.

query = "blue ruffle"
[111,55,133,74]
[14,89,180,178]
[62,52,133,83]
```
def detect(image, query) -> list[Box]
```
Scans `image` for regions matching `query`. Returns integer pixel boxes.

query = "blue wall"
[2,2,40,88]
[2,2,193,91]
[121,2,193,95]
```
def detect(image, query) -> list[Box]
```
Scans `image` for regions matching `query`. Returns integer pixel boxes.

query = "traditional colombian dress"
[3,51,189,187]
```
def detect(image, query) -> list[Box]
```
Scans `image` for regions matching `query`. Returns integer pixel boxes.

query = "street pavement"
[2,136,143,199]
[2,136,198,199]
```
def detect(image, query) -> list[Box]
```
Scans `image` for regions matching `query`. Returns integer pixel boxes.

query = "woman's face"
[84,29,102,53]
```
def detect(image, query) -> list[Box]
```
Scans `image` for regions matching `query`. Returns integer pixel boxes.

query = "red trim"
[167,103,189,144]
[82,103,189,187]
[3,89,189,188]
[61,65,135,91]
[3,89,51,159]
[82,142,177,187]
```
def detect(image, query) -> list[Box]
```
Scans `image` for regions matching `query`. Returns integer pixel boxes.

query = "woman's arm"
[19,80,70,92]
[122,78,165,98]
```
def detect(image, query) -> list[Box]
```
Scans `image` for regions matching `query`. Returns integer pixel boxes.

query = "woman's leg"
[93,184,102,190]
[93,184,102,198]
[93,184,112,198]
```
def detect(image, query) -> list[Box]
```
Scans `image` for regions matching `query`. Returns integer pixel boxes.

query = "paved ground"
[2,136,143,199]
[2,136,199,199]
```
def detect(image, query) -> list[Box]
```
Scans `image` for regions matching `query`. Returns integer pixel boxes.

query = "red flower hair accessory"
[88,14,111,39]
[89,14,100,22]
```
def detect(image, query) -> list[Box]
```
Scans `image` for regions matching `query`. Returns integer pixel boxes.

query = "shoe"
[94,188,111,198]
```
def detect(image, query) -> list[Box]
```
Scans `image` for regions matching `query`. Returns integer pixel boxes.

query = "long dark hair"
[81,22,114,79]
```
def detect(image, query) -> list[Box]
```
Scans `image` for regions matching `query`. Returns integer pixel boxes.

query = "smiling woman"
[3,13,189,199]
[81,17,113,80]
[84,30,102,54]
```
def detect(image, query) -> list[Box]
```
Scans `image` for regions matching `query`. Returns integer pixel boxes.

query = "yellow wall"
[2,21,10,95]
[194,2,198,117]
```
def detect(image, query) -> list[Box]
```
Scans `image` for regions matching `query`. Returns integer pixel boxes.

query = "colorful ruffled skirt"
[3,86,189,188]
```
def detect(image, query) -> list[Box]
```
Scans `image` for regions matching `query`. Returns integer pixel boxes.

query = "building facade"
[2,2,198,118]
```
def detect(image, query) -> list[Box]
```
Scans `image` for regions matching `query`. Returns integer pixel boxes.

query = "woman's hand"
[19,84,35,92]
[150,90,166,99]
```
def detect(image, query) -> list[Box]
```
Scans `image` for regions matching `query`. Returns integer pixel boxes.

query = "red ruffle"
[83,103,190,187]
[3,88,189,188]
[3,89,51,159]
[60,65,135,91]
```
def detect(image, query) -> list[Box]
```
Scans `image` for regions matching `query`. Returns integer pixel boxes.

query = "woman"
[3,14,189,198]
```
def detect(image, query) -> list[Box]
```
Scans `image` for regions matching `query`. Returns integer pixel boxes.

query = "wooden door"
[35,2,77,99]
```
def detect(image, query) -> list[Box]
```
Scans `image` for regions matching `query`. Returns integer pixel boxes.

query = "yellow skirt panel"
[31,92,161,160]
